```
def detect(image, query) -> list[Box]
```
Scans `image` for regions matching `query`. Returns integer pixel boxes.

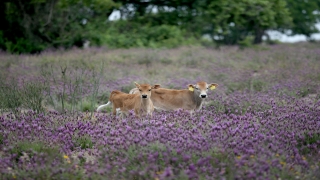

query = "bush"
[9,141,60,162]
[0,79,46,115]
[0,80,22,115]
[73,135,94,149]
[238,36,254,48]
[102,21,197,48]
[20,81,46,113]
[5,38,45,54]
[81,100,96,112]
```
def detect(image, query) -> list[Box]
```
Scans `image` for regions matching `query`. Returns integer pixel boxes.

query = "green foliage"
[5,140,83,179]
[102,21,196,48]
[226,81,249,93]
[202,0,292,44]
[0,31,5,50]
[81,100,96,112]
[250,79,266,92]
[159,58,173,65]
[4,38,45,54]
[238,36,254,48]
[226,78,266,94]
[73,135,94,149]
[0,134,3,145]
[1,0,319,52]
[0,80,22,115]
[10,141,60,161]
[111,144,236,179]
[1,0,120,53]
[297,87,311,98]
[0,78,46,115]
[297,133,320,155]
[285,0,320,38]
[20,81,46,113]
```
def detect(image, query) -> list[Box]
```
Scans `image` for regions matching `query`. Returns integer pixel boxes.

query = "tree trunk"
[254,28,265,44]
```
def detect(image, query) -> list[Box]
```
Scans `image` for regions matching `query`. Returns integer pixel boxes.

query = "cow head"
[134,82,160,99]
[188,81,218,99]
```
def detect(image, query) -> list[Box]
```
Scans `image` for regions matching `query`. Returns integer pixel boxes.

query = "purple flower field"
[0,43,320,179]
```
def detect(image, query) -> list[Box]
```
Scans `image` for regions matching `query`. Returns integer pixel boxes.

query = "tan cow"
[97,82,158,118]
[129,81,218,115]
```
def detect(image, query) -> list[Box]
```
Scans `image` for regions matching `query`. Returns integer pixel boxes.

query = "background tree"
[285,0,320,39]
[112,0,293,45]
[1,0,319,53]
[201,0,292,45]
[0,0,119,53]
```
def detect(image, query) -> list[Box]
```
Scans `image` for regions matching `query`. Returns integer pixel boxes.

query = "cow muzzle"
[142,95,148,98]
[200,94,207,98]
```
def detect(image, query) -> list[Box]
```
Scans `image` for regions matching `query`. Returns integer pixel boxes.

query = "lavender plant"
[0,43,319,179]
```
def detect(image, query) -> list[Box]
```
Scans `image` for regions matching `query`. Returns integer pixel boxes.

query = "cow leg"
[116,108,121,116]
[112,104,117,115]
[134,109,141,119]
[121,111,128,119]
[189,110,195,117]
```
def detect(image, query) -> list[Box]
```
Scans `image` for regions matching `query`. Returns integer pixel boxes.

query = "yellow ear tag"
[210,86,216,90]
[189,87,194,91]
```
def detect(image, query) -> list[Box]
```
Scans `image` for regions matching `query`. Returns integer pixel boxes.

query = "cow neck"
[192,92,204,110]
[140,97,151,107]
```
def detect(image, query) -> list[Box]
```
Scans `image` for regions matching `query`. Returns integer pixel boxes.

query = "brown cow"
[97,82,158,118]
[129,81,218,115]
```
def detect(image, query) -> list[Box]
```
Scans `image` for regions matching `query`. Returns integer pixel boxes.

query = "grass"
[0,42,319,179]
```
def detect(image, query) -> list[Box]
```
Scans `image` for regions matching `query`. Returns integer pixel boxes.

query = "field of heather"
[0,43,320,179]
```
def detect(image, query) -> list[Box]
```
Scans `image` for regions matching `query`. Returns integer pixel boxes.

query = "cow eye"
[139,89,142,91]
[149,89,151,91]
[195,87,199,90]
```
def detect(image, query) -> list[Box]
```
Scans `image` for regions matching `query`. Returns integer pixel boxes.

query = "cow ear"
[134,82,140,88]
[153,84,161,89]
[209,83,218,90]
[188,84,195,92]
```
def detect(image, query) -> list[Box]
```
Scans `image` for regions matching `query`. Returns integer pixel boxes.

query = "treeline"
[1,0,319,53]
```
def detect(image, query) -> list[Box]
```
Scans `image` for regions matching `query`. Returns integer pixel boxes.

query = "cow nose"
[201,94,207,98]
[142,95,148,98]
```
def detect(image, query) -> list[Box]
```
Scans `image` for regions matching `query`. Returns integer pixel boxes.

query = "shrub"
[81,100,96,112]
[0,80,22,115]
[102,21,197,48]
[20,81,46,113]
[5,38,45,54]
[73,135,94,149]
[9,141,60,162]
[250,79,266,92]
